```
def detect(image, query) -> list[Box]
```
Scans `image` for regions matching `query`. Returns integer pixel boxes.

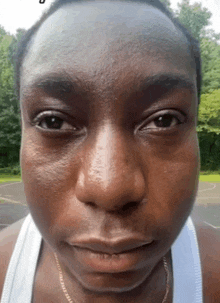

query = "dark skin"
[0,1,220,302]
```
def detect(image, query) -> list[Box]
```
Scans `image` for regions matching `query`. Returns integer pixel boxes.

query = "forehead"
[21,1,195,93]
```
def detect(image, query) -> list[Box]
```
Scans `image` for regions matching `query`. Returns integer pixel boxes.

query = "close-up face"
[20,0,200,294]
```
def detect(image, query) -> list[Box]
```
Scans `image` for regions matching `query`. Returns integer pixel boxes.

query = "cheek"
[142,131,200,235]
[20,134,82,237]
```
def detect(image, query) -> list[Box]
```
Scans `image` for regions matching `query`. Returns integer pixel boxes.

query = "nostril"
[121,201,138,212]
[84,200,140,213]
[86,201,97,208]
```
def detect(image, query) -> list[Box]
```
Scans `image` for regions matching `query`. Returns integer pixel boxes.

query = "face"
[20,0,200,294]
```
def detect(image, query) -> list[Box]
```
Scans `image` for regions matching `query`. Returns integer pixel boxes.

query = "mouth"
[66,237,155,273]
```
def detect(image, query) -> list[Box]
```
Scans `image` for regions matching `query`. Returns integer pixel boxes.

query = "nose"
[75,124,146,212]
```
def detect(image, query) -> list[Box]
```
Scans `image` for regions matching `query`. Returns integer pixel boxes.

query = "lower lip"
[71,243,154,273]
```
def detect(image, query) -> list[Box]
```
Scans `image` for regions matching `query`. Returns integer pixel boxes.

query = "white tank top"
[0,214,203,302]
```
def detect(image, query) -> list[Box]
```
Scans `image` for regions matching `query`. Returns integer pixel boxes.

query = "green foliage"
[176,0,212,41]
[0,26,7,43]
[0,106,21,167]
[0,34,17,111]
[175,1,220,95]
[11,163,21,175]
[0,26,21,168]
[160,0,171,9]
[197,89,220,133]
[198,132,220,170]
[200,38,220,94]
[0,165,21,176]
[0,28,26,112]
[8,28,26,68]
[197,90,220,170]
[0,106,21,146]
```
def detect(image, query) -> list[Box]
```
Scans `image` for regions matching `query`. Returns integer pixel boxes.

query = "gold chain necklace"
[54,253,170,303]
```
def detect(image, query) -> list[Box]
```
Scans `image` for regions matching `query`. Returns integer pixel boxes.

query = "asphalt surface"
[0,181,220,231]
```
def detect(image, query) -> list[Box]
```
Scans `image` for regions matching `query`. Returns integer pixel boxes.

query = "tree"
[160,0,171,9]
[0,26,7,43]
[0,106,21,167]
[0,33,15,111]
[0,27,26,112]
[198,89,220,133]
[175,1,220,94]
[0,25,21,168]
[176,0,212,41]
[200,37,220,94]
[8,28,26,68]
[197,89,220,170]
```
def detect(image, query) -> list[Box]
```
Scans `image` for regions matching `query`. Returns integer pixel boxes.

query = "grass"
[199,171,220,182]
[199,174,220,183]
[200,171,220,175]
[0,175,22,183]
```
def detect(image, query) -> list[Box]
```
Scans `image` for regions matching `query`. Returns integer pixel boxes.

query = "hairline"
[15,0,201,102]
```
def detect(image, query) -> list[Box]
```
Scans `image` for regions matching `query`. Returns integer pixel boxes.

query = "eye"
[39,116,69,130]
[138,110,185,131]
[34,111,81,132]
[147,114,180,129]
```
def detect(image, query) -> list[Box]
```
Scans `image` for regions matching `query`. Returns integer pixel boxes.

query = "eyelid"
[32,110,83,133]
[137,109,186,131]
[33,110,68,124]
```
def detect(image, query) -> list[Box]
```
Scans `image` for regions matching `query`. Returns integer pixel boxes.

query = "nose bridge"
[75,124,145,210]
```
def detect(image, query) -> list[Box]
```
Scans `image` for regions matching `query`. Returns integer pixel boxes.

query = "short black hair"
[15,0,201,102]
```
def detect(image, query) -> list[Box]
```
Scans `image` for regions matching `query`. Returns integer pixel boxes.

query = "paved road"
[0,181,220,230]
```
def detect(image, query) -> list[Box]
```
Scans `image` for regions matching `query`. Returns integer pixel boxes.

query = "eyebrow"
[30,72,196,97]
[138,73,196,95]
[30,74,79,95]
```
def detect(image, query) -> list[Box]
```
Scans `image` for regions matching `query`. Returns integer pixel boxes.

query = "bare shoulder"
[0,218,26,299]
[193,218,220,303]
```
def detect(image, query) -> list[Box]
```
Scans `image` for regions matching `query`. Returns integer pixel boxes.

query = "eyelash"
[33,111,82,133]
[33,109,185,135]
[137,110,185,132]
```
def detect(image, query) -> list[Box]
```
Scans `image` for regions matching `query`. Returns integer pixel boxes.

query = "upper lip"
[67,237,153,255]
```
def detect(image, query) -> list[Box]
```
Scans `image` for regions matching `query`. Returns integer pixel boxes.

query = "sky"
[0,0,219,36]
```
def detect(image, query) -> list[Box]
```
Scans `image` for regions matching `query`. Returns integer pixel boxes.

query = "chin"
[75,269,150,293]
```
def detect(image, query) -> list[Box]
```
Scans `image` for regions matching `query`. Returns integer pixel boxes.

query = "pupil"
[45,116,63,129]
[155,114,173,128]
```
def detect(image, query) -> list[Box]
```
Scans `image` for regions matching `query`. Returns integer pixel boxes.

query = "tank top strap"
[171,216,203,303]
[1,214,42,303]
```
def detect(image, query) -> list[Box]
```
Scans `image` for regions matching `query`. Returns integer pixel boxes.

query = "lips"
[67,237,153,255]
[66,237,154,273]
